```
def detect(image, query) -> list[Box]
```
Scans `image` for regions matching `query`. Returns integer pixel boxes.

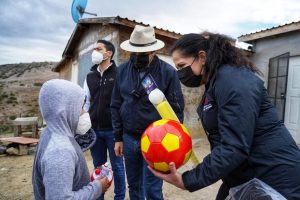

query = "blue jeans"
[123,133,164,200]
[90,130,126,200]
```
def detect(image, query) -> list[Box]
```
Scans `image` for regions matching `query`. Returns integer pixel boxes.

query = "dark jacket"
[111,56,184,141]
[86,61,117,130]
[182,65,300,199]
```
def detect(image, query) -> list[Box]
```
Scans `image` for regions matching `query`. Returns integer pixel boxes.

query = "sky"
[0,0,300,65]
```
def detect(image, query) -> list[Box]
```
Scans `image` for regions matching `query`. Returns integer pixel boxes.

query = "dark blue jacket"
[111,56,184,141]
[182,65,300,199]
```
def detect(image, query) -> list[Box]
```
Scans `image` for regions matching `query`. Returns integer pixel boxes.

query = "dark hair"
[170,32,262,79]
[97,40,115,58]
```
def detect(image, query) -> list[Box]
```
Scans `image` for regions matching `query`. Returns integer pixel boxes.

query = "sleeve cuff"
[114,131,123,142]
[182,170,201,192]
[91,179,102,199]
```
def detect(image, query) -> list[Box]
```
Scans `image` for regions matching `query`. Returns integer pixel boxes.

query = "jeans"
[216,182,229,200]
[90,130,126,200]
[123,133,164,200]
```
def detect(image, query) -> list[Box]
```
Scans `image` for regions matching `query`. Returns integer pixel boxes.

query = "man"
[83,40,126,200]
[111,25,184,200]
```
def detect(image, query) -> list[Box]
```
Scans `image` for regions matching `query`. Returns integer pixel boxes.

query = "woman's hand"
[148,162,186,190]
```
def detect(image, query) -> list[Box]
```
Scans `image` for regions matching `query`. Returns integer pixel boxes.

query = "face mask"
[76,112,92,135]
[177,65,202,87]
[91,50,104,64]
[131,53,150,69]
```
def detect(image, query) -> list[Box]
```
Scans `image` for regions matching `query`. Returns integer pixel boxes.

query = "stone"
[28,146,36,155]
[0,146,6,155]
[6,147,19,155]
[19,144,28,155]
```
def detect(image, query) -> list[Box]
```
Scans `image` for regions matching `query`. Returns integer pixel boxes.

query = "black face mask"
[131,53,150,69]
[177,65,202,87]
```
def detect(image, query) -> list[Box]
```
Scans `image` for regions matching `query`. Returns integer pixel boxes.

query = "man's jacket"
[85,61,117,130]
[111,56,184,141]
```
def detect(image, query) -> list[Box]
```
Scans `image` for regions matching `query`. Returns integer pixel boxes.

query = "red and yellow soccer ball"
[141,119,192,173]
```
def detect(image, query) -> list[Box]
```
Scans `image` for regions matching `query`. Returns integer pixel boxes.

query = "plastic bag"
[74,128,96,152]
[225,178,287,200]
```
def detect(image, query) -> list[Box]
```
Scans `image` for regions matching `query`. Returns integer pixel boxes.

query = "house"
[238,21,300,143]
[53,16,205,138]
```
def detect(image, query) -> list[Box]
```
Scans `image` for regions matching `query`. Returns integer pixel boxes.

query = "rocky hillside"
[0,62,58,133]
[0,62,206,138]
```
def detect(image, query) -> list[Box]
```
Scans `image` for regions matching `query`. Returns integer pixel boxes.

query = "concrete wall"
[249,31,300,84]
[58,60,72,81]
[181,86,206,138]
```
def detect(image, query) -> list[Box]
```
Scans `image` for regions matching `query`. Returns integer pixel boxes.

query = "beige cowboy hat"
[120,25,165,52]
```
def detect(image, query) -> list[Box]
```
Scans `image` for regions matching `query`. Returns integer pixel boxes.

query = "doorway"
[267,53,289,121]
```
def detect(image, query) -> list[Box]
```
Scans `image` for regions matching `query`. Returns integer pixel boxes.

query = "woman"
[32,79,110,200]
[149,32,300,199]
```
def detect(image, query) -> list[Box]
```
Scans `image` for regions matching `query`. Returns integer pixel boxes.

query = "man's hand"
[148,162,186,190]
[98,177,110,193]
[114,142,123,157]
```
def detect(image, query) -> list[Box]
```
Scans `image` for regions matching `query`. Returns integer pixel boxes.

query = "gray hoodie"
[32,79,102,200]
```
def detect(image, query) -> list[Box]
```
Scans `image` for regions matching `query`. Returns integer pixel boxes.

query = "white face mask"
[76,112,92,135]
[91,50,104,64]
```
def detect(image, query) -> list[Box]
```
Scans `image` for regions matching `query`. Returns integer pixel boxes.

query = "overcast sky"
[0,0,300,65]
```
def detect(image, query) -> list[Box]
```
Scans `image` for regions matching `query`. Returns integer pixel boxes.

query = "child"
[32,79,110,199]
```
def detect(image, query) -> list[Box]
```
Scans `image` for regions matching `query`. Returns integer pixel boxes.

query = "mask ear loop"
[103,50,113,61]
[147,52,156,66]
[82,96,87,109]
[195,51,207,85]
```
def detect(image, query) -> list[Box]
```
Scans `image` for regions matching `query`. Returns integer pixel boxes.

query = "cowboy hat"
[120,25,165,52]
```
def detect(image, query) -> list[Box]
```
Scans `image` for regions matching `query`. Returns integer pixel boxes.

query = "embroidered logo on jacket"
[203,97,212,111]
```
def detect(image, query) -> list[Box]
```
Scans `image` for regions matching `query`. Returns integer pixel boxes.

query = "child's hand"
[98,177,110,193]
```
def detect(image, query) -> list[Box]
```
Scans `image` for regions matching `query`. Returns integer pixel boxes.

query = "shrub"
[6,100,13,104]
[9,96,17,101]
[34,82,43,87]
[0,124,13,134]
[1,94,8,98]
[9,115,17,120]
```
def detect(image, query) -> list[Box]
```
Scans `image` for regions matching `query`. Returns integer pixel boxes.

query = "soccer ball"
[141,119,192,172]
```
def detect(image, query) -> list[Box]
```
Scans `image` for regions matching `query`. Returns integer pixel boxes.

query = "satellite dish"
[71,0,97,23]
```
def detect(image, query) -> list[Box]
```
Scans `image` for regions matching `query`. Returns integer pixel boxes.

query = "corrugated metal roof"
[116,16,182,36]
[54,16,182,72]
[238,20,300,43]
[240,20,300,37]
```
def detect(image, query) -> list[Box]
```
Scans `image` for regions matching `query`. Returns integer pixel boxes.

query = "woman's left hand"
[148,162,186,190]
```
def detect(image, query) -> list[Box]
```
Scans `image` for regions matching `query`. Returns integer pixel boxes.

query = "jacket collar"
[90,60,116,73]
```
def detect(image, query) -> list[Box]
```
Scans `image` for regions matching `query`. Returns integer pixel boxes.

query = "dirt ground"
[0,138,221,200]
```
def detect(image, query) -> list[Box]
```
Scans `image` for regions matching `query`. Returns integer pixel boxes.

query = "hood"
[39,79,85,137]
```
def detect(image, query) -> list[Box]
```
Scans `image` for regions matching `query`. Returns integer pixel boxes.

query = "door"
[71,61,78,84]
[78,51,93,87]
[267,53,289,121]
[285,56,300,143]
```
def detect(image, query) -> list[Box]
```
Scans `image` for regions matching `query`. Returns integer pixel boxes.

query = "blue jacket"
[182,65,300,199]
[111,56,184,141]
